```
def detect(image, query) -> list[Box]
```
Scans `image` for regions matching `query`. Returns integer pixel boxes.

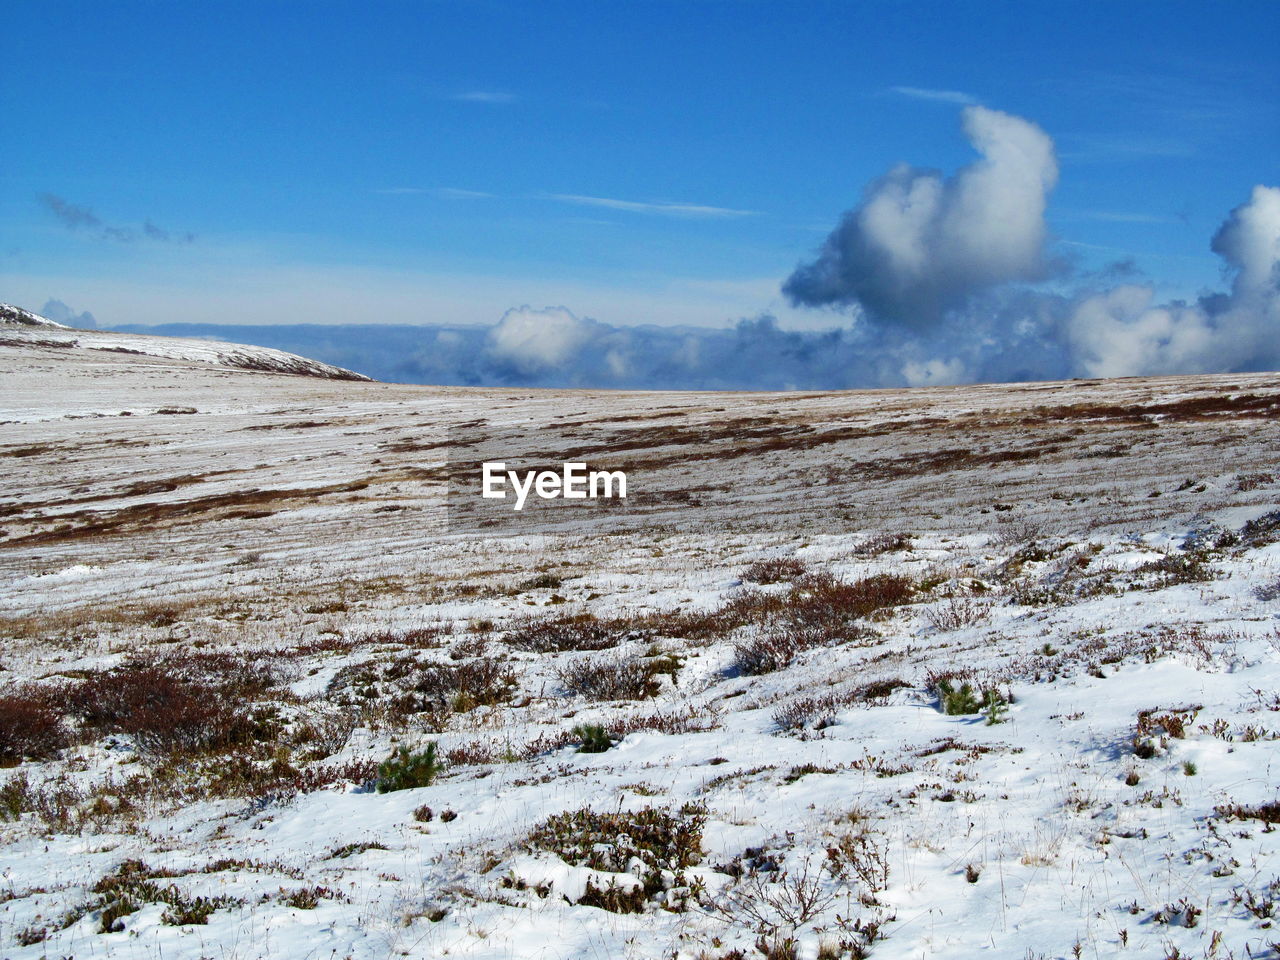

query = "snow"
[0,301,369,383]
[0,333,1278,959]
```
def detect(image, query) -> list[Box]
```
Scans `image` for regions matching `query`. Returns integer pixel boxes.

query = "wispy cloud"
[432,187,496,200]
[1058,134,1196,162]
[39,193,194,243]
[40,194,101,230]
[374,187,495,199]
[449,90,517,104]
[374,187,750,217]
[1074,210,1183,225]
[545,194,757,218]
[889,85,978,105]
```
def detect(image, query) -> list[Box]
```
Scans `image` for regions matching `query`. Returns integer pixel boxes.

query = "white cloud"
[889,86,978,105]
[450,91,517,104]
[485,305,601,374]
[1064,285,1219,377]
[901,356,968,386]
[432,188,496,200]
[785,105,1059,327]
[545,194,757,219]
[1063,185,1280,378]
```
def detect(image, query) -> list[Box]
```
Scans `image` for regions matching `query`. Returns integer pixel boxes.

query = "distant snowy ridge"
[0,302,68,328]
[0,301,372,381]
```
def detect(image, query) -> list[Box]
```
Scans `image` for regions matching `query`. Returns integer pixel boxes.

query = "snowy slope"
[0,302,67,328]
[0,301,370,381]
[0,343,1278,960]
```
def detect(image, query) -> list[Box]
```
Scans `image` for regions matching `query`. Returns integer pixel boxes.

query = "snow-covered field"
[2,317,1279,960]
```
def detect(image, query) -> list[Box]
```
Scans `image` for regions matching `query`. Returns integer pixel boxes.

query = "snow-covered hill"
[0,343,1278,960]
[0,301,370,381]
[0,302,67,328]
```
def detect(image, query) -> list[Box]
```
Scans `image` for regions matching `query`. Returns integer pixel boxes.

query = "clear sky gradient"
[2,0,1277,334]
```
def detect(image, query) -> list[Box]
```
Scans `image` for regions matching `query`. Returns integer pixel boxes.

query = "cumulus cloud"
[38,194,194,244]
[1212,184,1280,297]
[784,106,1060,327]
[1060,185,1280,378]
[39,299,97,329]
[485,306,604,375]
[782,104,1278,386]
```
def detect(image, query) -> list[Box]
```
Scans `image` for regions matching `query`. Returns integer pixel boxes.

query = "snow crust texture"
[0,339,1278,960]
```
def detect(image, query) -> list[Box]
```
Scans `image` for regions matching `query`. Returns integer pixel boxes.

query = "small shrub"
[66,657,278,757]
[984,698,1008,725]
[1240,509,1280,547]
[413,804,434,822]
[16,925,47,946]
[572,723,613,753]
[709,858,836,935]
[557,654,662,701]
[282,886,339,909]
[742,557,807,584]
[1215,801,1280,824]
[789,572,915,626]
[518,572,564,591]
[505,614,625,652]
[86,860,241,932]
[934,678,1008,717]
[577,877,647,914]
[1183,761,1197,776]
[926,595,993,632]
[329,841,389,859]
[733,630,802,676]
[295,711,357,760]
[773,695,838,732]
[526,805,705,908]
[406,660,516,714]
[783,763,837,784]
[937,680,979,715]
[1133,553,1215,587]
[1136,707,1198,740]
[851,532,913,557]
[731,574,913,675]
[376,743,442,793]
[1231,878,1279,920]
[0,772,86,828]
[1254,577,1280,602]
[756,936,799,960]
[0,689,68,766]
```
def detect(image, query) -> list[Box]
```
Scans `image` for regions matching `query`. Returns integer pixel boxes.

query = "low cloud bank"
[81,106,1280,390]
[110,180,1279,393]
[114,311,875,390]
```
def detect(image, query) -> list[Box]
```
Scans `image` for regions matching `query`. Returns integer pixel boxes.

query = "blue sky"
[2,0,1277,338]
